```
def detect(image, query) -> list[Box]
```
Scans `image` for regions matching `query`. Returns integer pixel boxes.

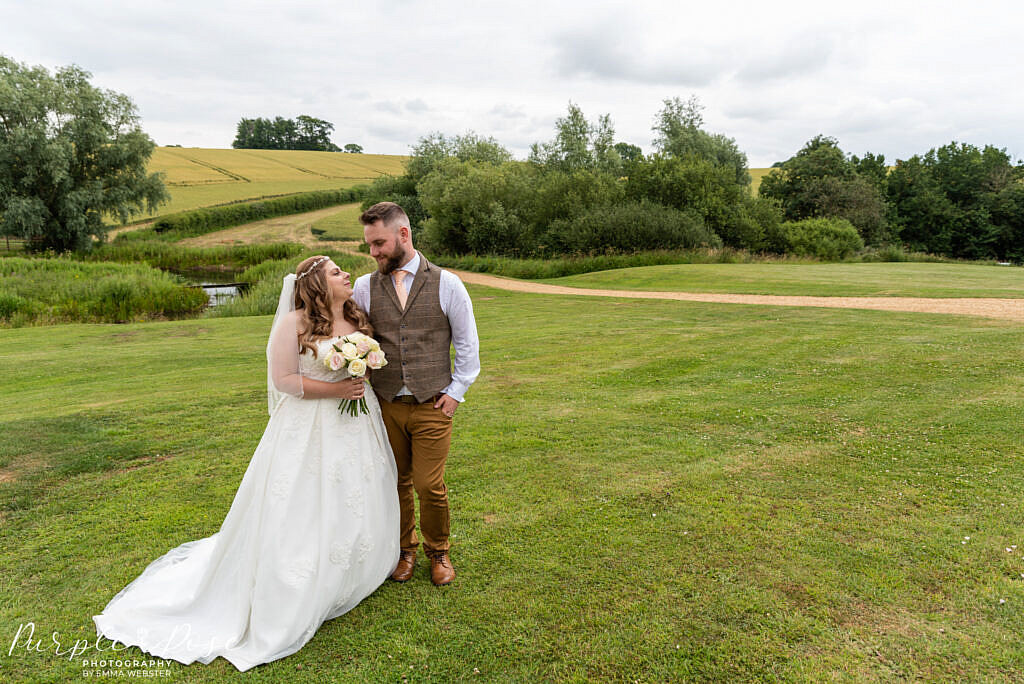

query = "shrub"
[523,168,625,235]
[759,136,890,246]
[417,160,535,256]
[768,217,864,260]
[625,154,769,249]
[0,291,29,319]
[544,201,721,254]
[360,174,427,228]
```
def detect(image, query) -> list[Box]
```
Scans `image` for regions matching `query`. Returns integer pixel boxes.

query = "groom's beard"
[378,245,408,275]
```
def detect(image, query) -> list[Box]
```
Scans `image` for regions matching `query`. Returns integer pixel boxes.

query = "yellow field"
[142,148,408,218]
[749,167,771,194]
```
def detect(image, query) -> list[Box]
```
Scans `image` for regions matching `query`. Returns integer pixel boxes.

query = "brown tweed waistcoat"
[368,254,452,402]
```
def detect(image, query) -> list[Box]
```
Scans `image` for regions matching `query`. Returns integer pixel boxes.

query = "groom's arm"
[438,271,480,404]
[352,273,371,313]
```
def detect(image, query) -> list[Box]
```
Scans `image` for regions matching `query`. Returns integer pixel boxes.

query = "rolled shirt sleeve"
[439,270,480,402]
[352,274,371,313]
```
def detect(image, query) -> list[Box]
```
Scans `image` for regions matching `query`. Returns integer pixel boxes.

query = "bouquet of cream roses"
[323,332,387,416]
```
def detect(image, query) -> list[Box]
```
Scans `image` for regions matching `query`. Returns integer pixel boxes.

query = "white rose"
[366,350,386,369]
[348,358,367,377]
[368,339,381,352]
[328,353,345,371]
[340,342,359,360]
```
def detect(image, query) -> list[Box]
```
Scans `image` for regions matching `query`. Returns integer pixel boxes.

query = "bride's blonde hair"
[293,255,372,357]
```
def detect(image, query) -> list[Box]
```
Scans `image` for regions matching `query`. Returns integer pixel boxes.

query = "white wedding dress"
[94,337,400,672]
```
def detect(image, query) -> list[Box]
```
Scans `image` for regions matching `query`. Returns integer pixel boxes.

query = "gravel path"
[452,270,1024,323]
[107,214,1024,323]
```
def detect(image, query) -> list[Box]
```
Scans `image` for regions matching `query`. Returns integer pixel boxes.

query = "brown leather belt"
[390,393,441,405]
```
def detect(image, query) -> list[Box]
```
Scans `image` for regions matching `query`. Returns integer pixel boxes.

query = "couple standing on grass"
[93,201,481,672]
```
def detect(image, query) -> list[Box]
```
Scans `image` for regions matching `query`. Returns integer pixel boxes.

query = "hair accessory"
[296,256,330,281]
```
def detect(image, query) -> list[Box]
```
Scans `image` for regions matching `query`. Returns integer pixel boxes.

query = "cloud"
[2,0,1022,164]
[553,19,726,87]
[734,34,835,83]
[373,101,403,115]
[488,103,527,119]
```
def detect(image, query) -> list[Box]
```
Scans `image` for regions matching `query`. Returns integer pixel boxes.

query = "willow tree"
[0,56,167,251]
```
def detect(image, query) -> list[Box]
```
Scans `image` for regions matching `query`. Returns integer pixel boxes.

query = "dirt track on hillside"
[452,270,1024,323]
[179,205,353,247]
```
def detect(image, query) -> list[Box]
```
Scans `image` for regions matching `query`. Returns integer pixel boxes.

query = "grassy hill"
[142,148,409,218]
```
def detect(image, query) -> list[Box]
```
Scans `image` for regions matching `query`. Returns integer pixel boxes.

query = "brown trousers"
[376,394,453,553]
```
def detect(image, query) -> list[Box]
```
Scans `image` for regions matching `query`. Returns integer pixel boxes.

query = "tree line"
[362,97,1023,263]
[363,98,860,261]
[761,136,1024,262]
[232,115,354,152]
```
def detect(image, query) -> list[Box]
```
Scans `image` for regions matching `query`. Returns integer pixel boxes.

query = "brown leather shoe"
[390,549,416,582]
[428,550,455,586]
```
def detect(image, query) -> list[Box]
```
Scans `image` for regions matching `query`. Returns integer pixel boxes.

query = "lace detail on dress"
[346,487,365,517]
[270,474,292,500]
[357,538,373,564]
[285,556,317,587]
[329,543,352,569]
[343,415,363,434]
[299,337,350,382]
[304,452,322,475]
[327,461,346,484]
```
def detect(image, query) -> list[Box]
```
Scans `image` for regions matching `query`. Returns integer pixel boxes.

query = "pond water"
[200,283,250,307]
[168,268,250,307]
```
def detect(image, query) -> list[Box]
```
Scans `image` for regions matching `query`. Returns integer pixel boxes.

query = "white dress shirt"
[353,251,480,402]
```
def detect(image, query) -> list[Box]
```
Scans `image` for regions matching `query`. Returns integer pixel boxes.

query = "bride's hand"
[338,377,366,400]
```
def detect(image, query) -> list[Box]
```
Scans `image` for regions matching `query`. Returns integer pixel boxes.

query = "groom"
[354,201,480,586]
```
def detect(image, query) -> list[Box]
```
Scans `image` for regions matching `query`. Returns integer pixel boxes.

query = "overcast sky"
[2,0,1022,167]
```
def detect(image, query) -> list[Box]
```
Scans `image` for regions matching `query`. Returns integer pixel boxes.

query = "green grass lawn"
[544,262,1024,298]
[2,288,1023,681]
[310,203,366,241]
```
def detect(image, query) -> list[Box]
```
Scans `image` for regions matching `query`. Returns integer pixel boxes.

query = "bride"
[94,255,400,672]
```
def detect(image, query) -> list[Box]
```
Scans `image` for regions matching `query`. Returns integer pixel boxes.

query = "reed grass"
[0,257,208,326]
[430,249,819,279]
[207,249,376,318]
[86,241,304,273]
[431,246,987,280]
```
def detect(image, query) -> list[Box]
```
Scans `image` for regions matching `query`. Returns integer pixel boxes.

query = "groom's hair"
[360,202,409,232]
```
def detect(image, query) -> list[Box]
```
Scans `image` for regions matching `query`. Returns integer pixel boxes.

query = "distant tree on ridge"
[232,115,340,151]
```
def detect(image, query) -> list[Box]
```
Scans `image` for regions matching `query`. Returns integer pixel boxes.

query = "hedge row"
[126,187,368,241]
